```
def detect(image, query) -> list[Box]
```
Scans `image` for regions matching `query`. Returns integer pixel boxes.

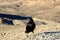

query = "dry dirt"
[0,18,60,40]
[0,0,60,22]
[0,0,60,40]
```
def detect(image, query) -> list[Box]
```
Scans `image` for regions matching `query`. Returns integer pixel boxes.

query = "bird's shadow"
[0,13,29,25]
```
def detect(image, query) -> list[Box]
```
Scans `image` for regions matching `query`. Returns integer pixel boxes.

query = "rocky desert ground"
[0,0,60,40]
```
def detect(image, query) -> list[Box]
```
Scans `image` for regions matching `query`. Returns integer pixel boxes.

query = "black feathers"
[25,17,36,34]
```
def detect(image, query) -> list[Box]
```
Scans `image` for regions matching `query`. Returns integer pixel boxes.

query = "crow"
[25,17,36,37]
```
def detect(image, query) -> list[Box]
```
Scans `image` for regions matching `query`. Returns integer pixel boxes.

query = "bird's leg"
[32,31,36,38]
[33,31,34,34]
[32,31,34,35]
[27,33,29,37]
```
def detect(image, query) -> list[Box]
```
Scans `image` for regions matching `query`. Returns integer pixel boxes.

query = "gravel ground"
[0,0,60,40]
[25,32,60,40]
[0,18,60,40]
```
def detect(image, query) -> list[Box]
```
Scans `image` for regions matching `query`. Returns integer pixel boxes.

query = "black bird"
[25,17,36,37]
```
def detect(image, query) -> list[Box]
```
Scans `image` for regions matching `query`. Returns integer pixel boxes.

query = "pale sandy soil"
[0,0,60,22]
[0,0,60,40]
[0,18,60,40]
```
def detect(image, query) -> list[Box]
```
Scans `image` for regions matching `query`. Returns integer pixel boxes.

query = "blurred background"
[0,0,60,23]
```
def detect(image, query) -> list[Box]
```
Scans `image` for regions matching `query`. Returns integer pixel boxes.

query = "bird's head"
[27,17,34,23]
